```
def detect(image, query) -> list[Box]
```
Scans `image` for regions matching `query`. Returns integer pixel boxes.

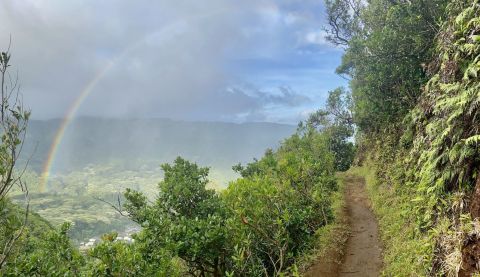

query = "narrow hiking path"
[305,174,383,277]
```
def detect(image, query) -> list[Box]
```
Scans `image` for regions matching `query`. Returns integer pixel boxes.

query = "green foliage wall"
[407,0,480,207]
[334,0,480,274]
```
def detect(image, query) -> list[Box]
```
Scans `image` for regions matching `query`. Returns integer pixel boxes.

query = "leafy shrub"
[225,129,337,275]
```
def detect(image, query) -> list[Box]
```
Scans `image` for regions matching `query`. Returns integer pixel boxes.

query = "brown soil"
[305,175,382,277]
[459,173,480,276]
[459,234,480,277]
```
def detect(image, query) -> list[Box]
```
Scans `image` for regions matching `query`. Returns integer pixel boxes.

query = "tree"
[324,0,364,46]
[124,157,231,277]
[232,149,277,178]
[325,0,448,133]
[3,223,84,276]
[306,87,355,171]
[0,46,32,269]
[85,232,181,277]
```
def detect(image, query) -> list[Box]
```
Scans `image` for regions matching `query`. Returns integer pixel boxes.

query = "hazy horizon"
[28,115,298,126]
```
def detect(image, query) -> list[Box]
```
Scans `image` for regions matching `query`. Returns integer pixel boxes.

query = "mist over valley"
[14,117,295,242]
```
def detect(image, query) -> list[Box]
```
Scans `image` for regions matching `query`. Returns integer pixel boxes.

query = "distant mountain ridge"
[23,117,297,173]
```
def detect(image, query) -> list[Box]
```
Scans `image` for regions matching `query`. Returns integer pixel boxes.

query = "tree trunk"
[213,257,220,277]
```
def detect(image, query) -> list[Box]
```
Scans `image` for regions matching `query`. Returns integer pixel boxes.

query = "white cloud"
[304,30,329,46]
[0,0,342,123]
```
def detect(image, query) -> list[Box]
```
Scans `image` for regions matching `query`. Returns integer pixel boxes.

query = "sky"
[0,0,346,124]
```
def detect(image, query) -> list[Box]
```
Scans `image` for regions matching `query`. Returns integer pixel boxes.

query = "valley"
[11,118,295,243]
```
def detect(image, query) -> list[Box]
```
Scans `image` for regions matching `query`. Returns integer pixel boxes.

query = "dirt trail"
[305,175,382,277]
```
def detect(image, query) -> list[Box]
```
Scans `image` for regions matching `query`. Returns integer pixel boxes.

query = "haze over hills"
[11,117,297,242]
[24,117,297,174]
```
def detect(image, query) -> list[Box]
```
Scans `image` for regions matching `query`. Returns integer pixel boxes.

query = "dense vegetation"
[4,0,480,275]
[1,124,345,276]
[326,0,480,275]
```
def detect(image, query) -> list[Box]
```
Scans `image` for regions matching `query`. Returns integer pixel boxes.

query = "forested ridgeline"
[326,0,480,275]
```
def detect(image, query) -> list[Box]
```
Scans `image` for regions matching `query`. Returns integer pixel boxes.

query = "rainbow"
[37,28,163,192]
[38,60,115,192]
[38,10,228,192]
[38,30,172,192]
